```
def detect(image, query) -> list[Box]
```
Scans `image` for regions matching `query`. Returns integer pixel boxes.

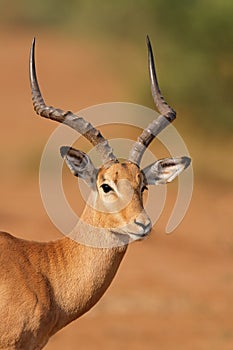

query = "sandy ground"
[0,30,232,350]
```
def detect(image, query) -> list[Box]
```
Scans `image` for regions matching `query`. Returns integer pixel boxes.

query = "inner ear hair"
[60,146,97,188]
[142,156,191,185]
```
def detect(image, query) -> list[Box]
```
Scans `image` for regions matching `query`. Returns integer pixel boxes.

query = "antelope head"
[29,36,191,243]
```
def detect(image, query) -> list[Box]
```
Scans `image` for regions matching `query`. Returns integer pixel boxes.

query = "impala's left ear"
[142,156,191,185]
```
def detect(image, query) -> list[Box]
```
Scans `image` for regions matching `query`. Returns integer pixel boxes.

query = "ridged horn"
[128,36,176,165]
[29,38,116,163]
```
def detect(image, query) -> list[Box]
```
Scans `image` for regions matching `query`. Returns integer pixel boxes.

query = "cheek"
[103,196,130,214]
[101,193,118,203]
[96,193,118,213]
[121,193,144,219]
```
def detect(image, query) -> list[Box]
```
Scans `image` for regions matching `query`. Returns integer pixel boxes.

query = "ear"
[142,156,191,185]
[60,146,97,189]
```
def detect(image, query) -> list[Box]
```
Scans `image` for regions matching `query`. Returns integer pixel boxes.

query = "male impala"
[0,36,190,349]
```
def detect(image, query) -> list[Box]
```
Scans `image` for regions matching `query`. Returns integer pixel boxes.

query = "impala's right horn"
[29,38,116,164]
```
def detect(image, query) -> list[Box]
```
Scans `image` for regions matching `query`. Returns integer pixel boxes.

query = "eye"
[141,185,148,193]
[101,184,113,193]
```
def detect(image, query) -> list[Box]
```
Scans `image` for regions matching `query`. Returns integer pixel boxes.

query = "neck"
[46,238,127,334]
[42,200,128,334]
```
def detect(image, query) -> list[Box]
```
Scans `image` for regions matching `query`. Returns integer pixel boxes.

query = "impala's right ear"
[60,146,97,189]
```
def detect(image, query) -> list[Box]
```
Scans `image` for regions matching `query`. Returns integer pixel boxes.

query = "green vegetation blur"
[0,0,232,182]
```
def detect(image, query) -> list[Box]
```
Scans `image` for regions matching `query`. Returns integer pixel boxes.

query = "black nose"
[134,219,151,231]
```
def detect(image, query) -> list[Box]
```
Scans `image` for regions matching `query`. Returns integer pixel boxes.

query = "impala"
[0,36,190,349]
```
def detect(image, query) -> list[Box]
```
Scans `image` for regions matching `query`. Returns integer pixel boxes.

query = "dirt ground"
[0,30,232,350]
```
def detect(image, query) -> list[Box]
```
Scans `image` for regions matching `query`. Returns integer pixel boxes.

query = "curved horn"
[29,38,116,163]
[128,36,176,165]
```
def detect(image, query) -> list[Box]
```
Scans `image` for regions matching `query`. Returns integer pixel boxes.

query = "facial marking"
[97,162,145,195]
[113,171,119,184]
[101,175,106,183]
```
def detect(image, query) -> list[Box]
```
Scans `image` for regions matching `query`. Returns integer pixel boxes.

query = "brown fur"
[0,162,150,350]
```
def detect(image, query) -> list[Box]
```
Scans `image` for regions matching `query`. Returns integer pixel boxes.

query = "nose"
[134,214,152,233]
[134,219,151,231]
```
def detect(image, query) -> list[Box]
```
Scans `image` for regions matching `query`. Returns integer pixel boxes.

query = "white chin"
[128,232,147,241]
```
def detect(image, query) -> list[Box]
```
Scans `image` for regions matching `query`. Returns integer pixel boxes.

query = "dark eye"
[101,184,113,193]
[141,185,148,193]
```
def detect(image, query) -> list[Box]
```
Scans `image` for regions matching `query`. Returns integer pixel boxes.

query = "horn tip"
[30,37,36,62]
[31,37,36,50]
[146,35,152,48]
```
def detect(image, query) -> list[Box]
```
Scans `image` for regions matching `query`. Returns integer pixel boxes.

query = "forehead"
[97,162,144,185]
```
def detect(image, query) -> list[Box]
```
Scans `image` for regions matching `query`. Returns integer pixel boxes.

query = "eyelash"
[101,184,113,193]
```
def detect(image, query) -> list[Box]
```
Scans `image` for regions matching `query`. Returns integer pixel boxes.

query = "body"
[0,231,126,349]
[0,161,145,349]
[0,36,190,349]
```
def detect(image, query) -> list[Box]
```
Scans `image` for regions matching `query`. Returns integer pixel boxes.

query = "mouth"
[127,231,149,241]
[110,221,152,242]
[110,229,150,242]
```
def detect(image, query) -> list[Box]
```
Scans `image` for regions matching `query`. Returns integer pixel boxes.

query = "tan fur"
[10,35,190,350]
[0,162,150,350]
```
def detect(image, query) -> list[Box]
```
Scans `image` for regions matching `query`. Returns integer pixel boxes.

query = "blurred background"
[0,1,232,349]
